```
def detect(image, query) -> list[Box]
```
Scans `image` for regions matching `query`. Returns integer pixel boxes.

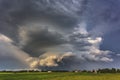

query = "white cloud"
[116,54,120,56]
[100,57,113,62]
[0,34,13,43]
[69,23,113,62]
[27,52,74,68]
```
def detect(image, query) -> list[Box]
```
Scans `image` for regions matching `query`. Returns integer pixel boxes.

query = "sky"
[0,0,120,70]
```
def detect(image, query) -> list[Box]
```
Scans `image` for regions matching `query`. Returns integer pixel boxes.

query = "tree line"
[1,68,120,73]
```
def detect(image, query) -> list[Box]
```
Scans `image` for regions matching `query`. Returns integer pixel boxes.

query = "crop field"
[0,72,120,80]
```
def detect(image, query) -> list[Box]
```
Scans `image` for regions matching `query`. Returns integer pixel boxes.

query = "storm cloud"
[0,0,120,70]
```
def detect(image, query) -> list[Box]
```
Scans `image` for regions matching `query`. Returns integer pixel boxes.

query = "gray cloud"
[20,28,68,57]
[0,34,30,69]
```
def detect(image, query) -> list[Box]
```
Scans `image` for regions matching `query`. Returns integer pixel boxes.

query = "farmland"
[0,72,119,80]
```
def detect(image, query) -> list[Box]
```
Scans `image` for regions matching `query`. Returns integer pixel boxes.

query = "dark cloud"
[0,0,87,40]
[22,28,67,57]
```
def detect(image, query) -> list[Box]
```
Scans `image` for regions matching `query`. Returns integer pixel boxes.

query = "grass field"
[0,72,120,80]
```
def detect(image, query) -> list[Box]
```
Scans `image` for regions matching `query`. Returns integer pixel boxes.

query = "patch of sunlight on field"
[0,72,120,80]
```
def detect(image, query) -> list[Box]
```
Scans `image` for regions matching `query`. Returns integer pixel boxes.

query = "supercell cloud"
[0,0,120,70]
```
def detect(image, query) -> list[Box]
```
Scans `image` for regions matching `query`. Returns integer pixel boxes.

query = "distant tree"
[111,68,116,73]
[82,70,87,73]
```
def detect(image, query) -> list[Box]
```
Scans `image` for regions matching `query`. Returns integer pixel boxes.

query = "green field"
[0,72,120,80]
